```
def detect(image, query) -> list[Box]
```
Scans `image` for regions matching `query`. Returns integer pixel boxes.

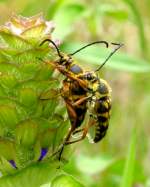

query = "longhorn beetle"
[39,39,123,160]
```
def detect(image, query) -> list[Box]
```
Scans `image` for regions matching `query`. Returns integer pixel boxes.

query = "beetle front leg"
[57,100,79,160]
[65,117,96,145]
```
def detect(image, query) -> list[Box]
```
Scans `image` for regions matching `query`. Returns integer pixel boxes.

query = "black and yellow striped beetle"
[72,43,123,144]
[39,39,123,159]
[76,72,112,143]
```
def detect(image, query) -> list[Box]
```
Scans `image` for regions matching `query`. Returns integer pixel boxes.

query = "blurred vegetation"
[0,0,150,186]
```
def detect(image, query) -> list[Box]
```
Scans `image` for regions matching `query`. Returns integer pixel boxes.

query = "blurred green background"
[0,0,150,186]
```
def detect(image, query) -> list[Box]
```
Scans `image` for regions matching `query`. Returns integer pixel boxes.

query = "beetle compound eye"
[86,73,93,80]
[70,64,83,74]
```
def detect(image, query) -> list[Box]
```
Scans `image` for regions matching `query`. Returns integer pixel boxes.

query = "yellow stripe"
[98,112,109,118]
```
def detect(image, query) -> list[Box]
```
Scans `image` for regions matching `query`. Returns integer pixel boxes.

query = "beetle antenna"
[69,41,109,56]
[95,43,123,72]
[39,39,63,58]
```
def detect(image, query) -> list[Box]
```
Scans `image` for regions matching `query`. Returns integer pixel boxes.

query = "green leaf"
[0,140,16,160]
[61,42,150,72]
[0,161,60,187]
[0,156,16,175]
[18,88,38,108]
[0,74,18,90]
[0,51,8,62]
[0,63,21,79]
[42,99,58,118]
[76,154,116,175]
[19,63,40,80]
[51,174,85,187]
[46,0,67,19]
[0,31,33,50]
[39,128,56,148]
[40,89,59,100]
[15,120,38,147]
[146,179,150,187]
[21,24,48,39]
[53,4,85,40]
[52,120,69,150]
[120,128,136,187]
[34,63,54,81]
[99,4,129,21]
[40,184,50,187]
[0,105,19,130]
[122,0,147,57]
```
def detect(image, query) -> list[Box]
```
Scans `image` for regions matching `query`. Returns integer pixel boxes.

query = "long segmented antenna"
[40,39,109,58]
[39,39,123,70]
[95,43,124,72]
[69,41,109,56]
[39,39,63,58]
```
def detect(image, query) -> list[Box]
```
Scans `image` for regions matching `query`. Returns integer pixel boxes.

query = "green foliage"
[120,128,136,187]
[123,0,147,57]
[52,3,86,40]
[75,154,116,175]
[0,14,68,181]
[0,162,60,187]
[61,42,150,72]
[51,174,85,187]
[0,0,150,186]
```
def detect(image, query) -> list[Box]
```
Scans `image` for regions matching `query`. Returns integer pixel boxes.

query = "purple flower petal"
[9,160,17,169]
[38,148,48,161]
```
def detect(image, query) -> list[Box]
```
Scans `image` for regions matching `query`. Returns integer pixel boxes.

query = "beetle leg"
[57,100,79,160]
[72,96,91,106]
[72,128,84,134]
[65,128,88,145]
[57,121,77,160]
[65,117,96,145]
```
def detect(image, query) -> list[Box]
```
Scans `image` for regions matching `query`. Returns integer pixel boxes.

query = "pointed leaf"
[99,4,129,21]
[52,120,69,150]
[0,31,33,50]
[40,184,50,187]
[15,120,38,147]
[51,174,85,187]
[0,105,19,129]
[40,89,60,100]
[34,63,54,81]
[53,4,85,40]
[0,157,16,175]
[21,24,48,39]
[19,63,40,80]
[61,43,150,73]
[76,154,116,175]
[0,74,18,90]
[42,99,58,118]
[39,128,57,149]
[120,128,136,187]
[0,63,21,78]
[18,88,38,108]
[0,139,16,160]
[0,161,60,187]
